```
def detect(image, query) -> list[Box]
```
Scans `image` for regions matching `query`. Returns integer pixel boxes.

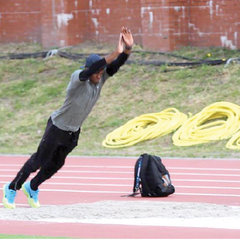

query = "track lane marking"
[46,217,240,230]
[1,187,240,197]
[1,164,240,172]
[1,181,240,190]
[1,174,240,182]
[1,169,240,177]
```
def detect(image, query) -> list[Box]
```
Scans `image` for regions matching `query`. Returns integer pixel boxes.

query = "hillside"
[0,43,240,158]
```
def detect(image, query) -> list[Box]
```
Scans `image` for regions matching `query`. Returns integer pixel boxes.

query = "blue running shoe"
[2,183,16,209]
[22,182,40,208]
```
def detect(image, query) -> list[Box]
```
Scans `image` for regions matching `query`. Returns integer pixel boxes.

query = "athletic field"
[0,155,240,238]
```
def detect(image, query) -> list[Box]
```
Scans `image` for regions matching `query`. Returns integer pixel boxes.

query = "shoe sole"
[2,184,15,209]
[22,185,40,208]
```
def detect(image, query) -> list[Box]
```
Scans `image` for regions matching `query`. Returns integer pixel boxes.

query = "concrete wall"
[0,0,239,51]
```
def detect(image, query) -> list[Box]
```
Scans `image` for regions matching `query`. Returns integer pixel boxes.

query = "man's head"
[85,54,101,68]
[85,54,104,84]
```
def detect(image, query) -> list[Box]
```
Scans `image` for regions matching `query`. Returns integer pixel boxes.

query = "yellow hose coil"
[172,101,240,146]
[102,108,187,148]
[226,131,240,150]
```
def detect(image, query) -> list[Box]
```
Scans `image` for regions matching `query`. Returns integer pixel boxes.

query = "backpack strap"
[121,155,143,197]
[133,155,143,193]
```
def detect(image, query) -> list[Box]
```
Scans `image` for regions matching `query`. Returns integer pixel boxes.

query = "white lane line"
[61,166,240,171]
[35,189,128,194]
[1,181,240,191]
[1,180,239,190]
[175,192,240,197]
[0,169,133,174]
[1,213,239,230]
[1,169,240,177]
[0,164,131,169]
[2,181,240,192]
[172,173,240,177]
[1,164,240,172]
[1,174,240,183]
[60,217,240,230]
[0,187,127,194]
[175,185,240,190]
[0,203,59,208]
[0,203,29,207]
[174,178,240,183]
[0,181,131,187]
[171,166,240,171]
[0,174,132,180]
[0,187,240,197]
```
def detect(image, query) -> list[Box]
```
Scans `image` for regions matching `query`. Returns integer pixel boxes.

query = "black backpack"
[131,153,175,197]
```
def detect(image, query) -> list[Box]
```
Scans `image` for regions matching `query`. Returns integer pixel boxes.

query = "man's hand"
[121,26,134,52]
[105,27,133,64]
[117,33,124,54]
[117,27,134,53]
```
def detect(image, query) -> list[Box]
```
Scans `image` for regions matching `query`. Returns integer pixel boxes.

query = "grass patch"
[0,43,240,158]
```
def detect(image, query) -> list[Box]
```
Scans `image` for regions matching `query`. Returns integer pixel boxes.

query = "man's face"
[89,69,104,84]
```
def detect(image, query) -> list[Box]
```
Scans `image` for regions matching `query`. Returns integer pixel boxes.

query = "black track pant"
[9,118,80,191]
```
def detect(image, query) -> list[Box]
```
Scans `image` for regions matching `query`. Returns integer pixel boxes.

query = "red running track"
[0,155,240,238]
